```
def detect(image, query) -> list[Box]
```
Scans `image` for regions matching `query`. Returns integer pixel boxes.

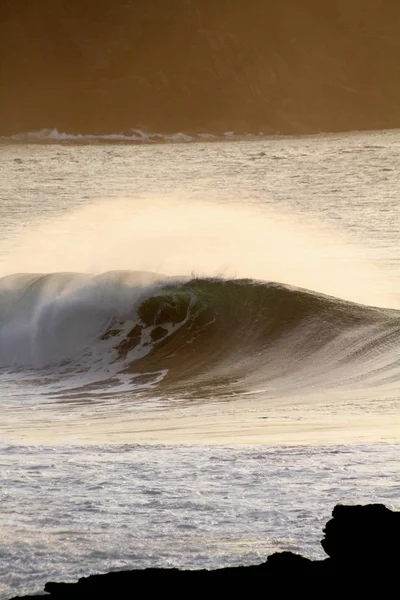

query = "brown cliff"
[1,1,400,135]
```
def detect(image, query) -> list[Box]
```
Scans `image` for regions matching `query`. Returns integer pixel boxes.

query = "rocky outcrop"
[9,503,400,599]
[321,503,400,573]
[1,1,400,136]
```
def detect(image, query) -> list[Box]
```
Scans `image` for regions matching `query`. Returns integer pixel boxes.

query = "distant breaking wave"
[0,271,399,398]
[0,129,267,144]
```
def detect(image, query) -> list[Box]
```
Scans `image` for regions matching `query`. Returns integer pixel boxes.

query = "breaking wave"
[0,271,399,399]
[0,129,264,144]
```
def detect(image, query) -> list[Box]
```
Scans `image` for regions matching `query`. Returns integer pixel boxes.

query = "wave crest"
[0,272,399,397]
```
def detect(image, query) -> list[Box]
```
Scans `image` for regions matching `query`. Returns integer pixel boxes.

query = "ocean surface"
[0,130,399,598]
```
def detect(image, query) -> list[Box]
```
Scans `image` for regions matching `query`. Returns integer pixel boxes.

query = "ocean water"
[0,130,399,598]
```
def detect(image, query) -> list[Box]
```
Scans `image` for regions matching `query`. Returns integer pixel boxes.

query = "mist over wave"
[1,199,394,307]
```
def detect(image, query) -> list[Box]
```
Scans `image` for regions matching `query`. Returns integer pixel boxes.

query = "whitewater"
[0,130,399,598]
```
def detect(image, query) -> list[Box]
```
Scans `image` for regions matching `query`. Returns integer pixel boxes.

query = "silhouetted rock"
[321,503,400,574]
[9,503,399,599]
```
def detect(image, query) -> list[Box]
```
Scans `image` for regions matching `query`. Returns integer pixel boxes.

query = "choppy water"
[0,130,399,598]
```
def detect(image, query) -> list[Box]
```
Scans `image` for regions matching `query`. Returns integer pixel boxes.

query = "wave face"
[1,271,399,398]
[1,1,400,136]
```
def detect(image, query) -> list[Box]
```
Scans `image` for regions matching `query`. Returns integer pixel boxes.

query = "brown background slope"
[1,0,400,135]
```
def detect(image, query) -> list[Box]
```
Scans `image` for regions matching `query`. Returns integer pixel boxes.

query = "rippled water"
[0,130,399,598]
[1,443,399,598]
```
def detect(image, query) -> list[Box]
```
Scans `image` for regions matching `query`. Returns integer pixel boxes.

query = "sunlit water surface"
[0,130,399,598]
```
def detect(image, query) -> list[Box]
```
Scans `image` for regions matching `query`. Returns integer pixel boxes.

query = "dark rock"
[9,504,399,599]
[321,503,400,573]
